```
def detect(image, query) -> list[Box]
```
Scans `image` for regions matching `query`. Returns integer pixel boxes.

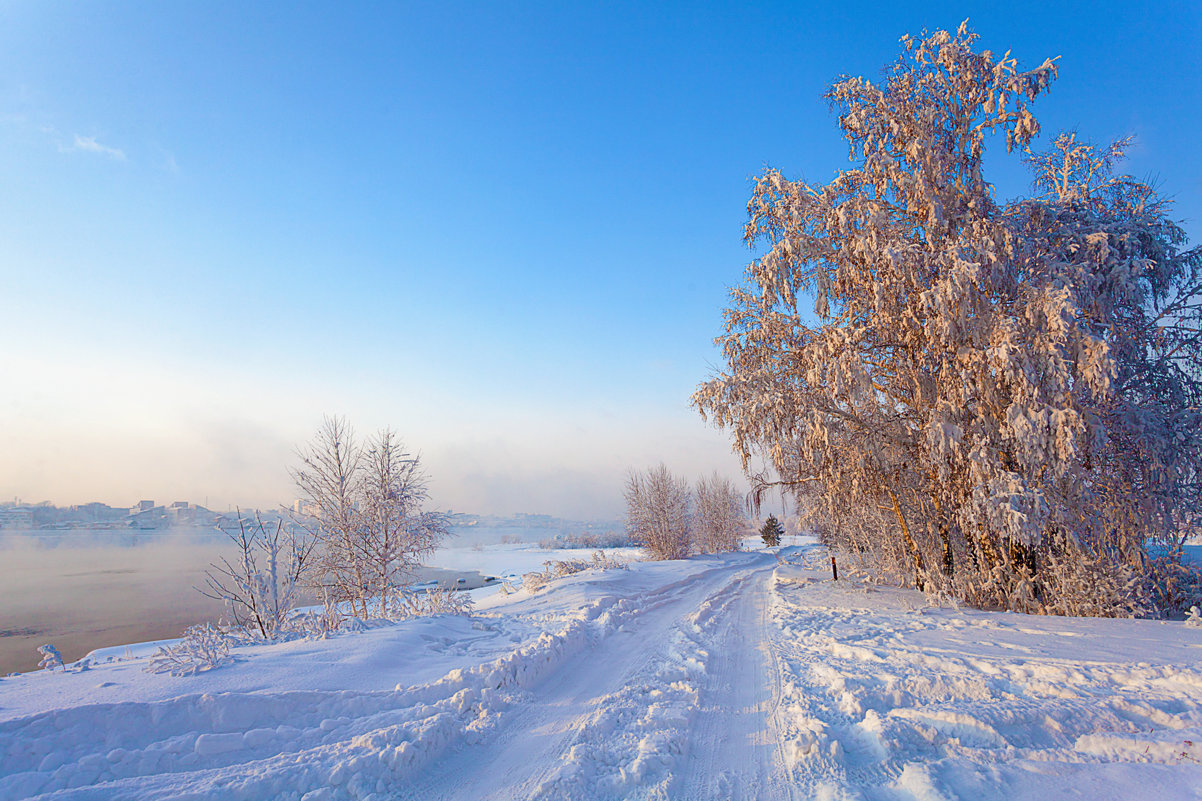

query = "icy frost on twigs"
[624,464,692,560]
[37,645,62,672]
[694,472,747,553]
[146,624,234,677]
[523,551,628,593]
[392,586,475,618]
[693,22,1202,616]
[291,416,452,622]
[200,512,313,641]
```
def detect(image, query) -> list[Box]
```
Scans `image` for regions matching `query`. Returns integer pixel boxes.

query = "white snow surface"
[2,540,1202,800]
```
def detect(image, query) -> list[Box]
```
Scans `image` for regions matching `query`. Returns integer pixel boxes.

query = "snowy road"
[3,544,1202,799]
[398,558,788,800]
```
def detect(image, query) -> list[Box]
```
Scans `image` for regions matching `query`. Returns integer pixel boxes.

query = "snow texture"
[2,541,1201,799]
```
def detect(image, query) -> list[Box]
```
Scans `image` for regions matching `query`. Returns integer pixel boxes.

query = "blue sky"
[1,1,1198,518]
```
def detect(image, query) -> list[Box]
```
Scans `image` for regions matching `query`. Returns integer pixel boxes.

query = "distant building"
[71,503,128,524]
[292,499,318,516]
[0,507,34,529]
[132,500,155,513]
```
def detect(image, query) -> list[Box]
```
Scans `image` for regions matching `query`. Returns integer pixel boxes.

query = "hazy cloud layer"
[0,413,746,520]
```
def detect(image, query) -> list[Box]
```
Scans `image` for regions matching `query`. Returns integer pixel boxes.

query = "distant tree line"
[623,465,749,560]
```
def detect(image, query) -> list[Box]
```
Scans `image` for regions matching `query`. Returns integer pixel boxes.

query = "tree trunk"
[888,489,925,590]
[963,524,980,571]
[939,520,954,578]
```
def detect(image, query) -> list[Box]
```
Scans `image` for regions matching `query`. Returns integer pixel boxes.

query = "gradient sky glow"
[2,1,1199,518]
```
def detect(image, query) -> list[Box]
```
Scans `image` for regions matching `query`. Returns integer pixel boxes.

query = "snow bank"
[3,543,1202,799]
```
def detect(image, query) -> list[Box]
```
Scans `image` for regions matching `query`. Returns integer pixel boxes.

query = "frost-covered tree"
[624,464,692,560]
[200,512,314,640]
[359,428,449,616]
[292,416,369,617]
[292,416,451,618]
[694,23,1201,616]
[694,472,746,553]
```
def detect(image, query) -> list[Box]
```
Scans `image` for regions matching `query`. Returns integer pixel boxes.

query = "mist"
[0,524,545,675]
[0,531,235,675]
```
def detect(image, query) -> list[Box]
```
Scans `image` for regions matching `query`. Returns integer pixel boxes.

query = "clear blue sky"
[1,1,1198,518]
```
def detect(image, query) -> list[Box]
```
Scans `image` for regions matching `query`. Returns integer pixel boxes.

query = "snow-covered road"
[399,558,787,800]
[3,543,1202,800]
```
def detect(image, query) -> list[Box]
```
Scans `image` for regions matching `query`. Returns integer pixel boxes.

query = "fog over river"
[0,528,501,675]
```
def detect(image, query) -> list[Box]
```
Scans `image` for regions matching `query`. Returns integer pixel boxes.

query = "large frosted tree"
[694,24,1201,615]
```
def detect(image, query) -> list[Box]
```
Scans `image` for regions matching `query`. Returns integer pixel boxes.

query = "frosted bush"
[272,586,472,640]
[201,513,314,641]
[391,587,474,618]
[624,464,692,560]
[1187,607,1202,628]
[37,644,63,671]
[278,602,345,639]
[589,550,627,571]
[292,417,451,622]
[146,624,234,677]
[523,551,628,592]
[695,472,746,553]
[521,573,549,593]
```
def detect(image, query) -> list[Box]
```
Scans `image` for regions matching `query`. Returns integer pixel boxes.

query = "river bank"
[0,534,496,674]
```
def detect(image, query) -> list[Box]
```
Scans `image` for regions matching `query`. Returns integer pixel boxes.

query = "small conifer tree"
[760,515,783,547]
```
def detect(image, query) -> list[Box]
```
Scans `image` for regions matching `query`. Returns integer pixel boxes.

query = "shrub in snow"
[146,624,234,677]
[522,573,549,593]
[292,416,452,621]
[694,472,746,553]
[392,586,474,618]
[692,22,1202,617]
[278,599,346,639]
[1187,607,1202,628]
[624,464,692,560]
[201,512,314,640]
[523,551,628,592]
[37,644,63,671]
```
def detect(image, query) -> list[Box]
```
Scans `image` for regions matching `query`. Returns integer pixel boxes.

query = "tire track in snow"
[672,567,793,801]
[1,606,613,800]
[11,543,1196,800]
[1,568,732,801]
[396,557,776,801]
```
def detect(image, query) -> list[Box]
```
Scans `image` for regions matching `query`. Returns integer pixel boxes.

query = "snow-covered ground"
[2,540,1201,800]
[429,542,645,583]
